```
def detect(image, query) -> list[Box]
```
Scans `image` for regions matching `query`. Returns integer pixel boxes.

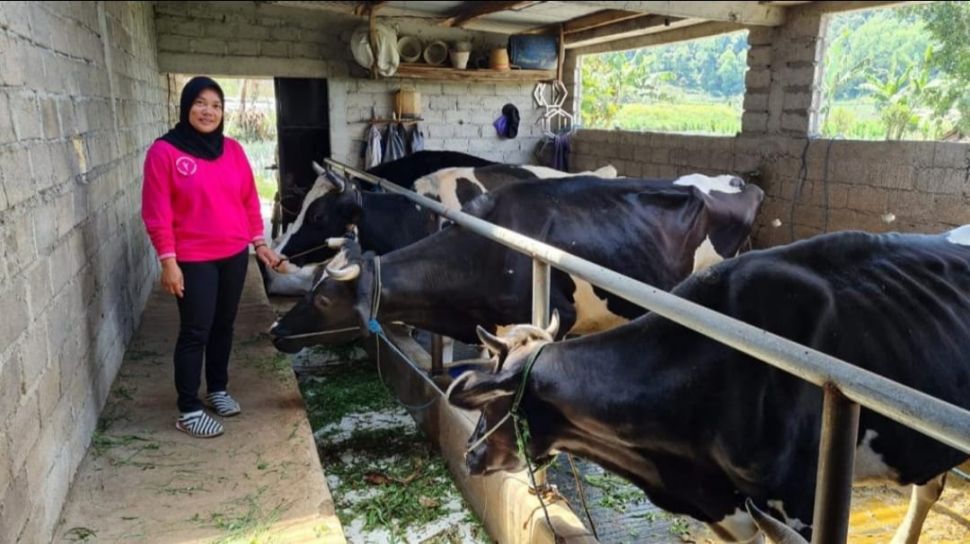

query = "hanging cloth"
[408,124,425,154]
[383,123,407,163]
[365,124,383,169]
[552,132,571,171]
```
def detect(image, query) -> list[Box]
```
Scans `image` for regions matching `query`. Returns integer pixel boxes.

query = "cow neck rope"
[463,343,548,454]
[370,255,382,329]
[368,255,439,413]
[275,241,335,266]
[276,223,360,266]
[510,343,563,542]
[464,343,567,541]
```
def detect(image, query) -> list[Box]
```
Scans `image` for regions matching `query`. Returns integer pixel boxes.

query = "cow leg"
[889,472,947,544]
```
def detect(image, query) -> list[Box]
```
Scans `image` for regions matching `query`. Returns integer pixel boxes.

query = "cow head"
[278,167,364,266]
[446,312,560,475]
[269,235,374,353]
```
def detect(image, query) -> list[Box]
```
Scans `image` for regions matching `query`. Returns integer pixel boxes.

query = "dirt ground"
[53,260,344,543]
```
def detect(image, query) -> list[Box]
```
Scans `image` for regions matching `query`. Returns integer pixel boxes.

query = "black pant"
[174,249,249,412]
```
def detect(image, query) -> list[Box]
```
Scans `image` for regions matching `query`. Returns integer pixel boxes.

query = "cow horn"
[745,499,808,544]
[327,171,347,193]
[476,326,509,359]
[312,161,325,175]
[324,250,360,281]
[545,310,560,338]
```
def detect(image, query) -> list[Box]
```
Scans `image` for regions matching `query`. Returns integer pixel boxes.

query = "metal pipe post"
[532,259,551,328]
[532,259,551,489]
[811,384,861,544]
[431,334,444,376]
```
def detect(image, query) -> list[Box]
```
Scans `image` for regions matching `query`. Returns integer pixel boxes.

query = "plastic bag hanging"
[383,123,407,163]
[365,124,383,169]
[552,132,570,172]
[408,124,425,153]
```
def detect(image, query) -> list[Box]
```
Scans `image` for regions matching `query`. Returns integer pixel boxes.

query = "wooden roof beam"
[565,14,692,49]
[439,1,539,28]
[568,1,786,26]
[562,9,646,33]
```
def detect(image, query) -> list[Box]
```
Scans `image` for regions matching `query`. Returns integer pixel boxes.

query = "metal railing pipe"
[327,159,970,455]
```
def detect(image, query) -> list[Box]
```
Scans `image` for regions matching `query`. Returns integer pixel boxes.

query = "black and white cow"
[263,151,494,295]
[264,163,618,295]
[358,150,495,191]
[447,226,970,543]
[269,174,764,352]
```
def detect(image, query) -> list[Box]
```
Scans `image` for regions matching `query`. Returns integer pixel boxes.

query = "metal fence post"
[532,259,551,489]
[811,384,861,544]
[532,259,550,329]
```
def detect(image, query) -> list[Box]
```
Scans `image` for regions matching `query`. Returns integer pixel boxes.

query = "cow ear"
[446,370,517,410]
[745,499,808,544]
[545,310,560,338]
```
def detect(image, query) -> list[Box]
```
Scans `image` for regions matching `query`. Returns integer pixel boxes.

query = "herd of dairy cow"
[260,150,970,544]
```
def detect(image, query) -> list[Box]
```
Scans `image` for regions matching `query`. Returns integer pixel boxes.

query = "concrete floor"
[53,258,344,543]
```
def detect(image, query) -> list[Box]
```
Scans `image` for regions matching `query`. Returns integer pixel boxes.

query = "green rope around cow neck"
[511,342,548,462]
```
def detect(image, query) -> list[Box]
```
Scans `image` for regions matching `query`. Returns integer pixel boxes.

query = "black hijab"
[158,76,225,160]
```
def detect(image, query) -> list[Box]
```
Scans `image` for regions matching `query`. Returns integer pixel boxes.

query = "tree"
[862,48,938,140]
[899,1,970,135]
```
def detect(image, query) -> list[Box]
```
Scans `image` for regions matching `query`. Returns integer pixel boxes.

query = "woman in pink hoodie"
[142,76,280,438]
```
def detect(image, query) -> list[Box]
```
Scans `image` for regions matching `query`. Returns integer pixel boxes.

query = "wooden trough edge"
[364,324,599,544]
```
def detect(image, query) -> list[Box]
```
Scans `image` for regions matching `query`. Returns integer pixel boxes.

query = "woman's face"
[188,88,223,134]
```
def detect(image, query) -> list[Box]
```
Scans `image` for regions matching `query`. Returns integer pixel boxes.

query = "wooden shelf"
[389,63,555,82]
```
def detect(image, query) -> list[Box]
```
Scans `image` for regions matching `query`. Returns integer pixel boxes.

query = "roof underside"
[268,1,814,47]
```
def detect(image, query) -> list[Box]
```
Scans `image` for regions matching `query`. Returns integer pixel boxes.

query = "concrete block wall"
[154,1,545,168]
[567,1,970,248]
[0,2,167,542]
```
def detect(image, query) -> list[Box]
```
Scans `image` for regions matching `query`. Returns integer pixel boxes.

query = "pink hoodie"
[141,138,264,262]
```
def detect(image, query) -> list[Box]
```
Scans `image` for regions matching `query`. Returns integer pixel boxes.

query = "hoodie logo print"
[176,156,197,176]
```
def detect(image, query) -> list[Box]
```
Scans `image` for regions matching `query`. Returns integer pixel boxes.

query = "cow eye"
[314,295,332,308]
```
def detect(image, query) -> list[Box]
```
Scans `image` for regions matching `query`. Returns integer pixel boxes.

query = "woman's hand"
[161,258,184,298]
[256,245,281,269]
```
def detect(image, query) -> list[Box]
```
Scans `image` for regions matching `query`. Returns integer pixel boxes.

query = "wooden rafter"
[565,14,688,49]
[567,1,785,26]
[572,20,742,55]
[439,1,539,28]
[562,9,645,34]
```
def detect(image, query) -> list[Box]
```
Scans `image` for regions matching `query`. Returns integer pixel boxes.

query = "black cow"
[264,163,618,295]
[447,226,970,543]
[269,174,764,352]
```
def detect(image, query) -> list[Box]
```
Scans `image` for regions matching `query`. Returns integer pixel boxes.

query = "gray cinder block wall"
[566,1,970,247]
[153,1,546,167]
[0,2,167,542]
